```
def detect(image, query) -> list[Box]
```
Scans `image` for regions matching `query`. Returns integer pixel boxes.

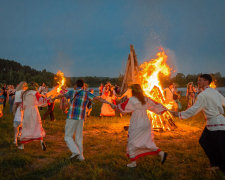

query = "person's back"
[67,89,94,120]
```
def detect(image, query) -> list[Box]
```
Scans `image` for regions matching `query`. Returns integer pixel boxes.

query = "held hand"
[110,104,117,109]
[169,110,179,117]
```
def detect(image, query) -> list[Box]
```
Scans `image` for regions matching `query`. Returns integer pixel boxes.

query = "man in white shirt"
[171,74,225,173]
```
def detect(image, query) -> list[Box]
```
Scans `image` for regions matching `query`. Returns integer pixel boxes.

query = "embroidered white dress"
[118,96,167,160]
[100,93,116,116]
[20,90,47,144]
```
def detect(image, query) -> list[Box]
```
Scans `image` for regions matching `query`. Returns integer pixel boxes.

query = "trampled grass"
[0,99,225,180]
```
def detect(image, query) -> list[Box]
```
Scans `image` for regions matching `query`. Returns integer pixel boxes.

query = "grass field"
[0,98,225,180]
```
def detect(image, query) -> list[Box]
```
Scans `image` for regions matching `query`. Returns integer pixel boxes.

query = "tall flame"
[210,81,216,88]
[139,50,170,102]
[138,49,176,131]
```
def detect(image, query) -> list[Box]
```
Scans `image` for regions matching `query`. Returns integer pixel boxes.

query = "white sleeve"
[179,94,205,119]
[218,93,225,107]
[117,98,135,113]
[147,98,167,115]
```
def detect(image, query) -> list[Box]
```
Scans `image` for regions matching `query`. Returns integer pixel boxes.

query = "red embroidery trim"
[207,124,225,127]
[120,99,129,110]
[127,149,161,161]
[35,92,41,101]
[20,137,43,144]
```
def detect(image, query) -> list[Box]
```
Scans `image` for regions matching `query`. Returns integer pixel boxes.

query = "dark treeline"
[1,58,225,88]
[0,59,55,87]
[0,58,122,87]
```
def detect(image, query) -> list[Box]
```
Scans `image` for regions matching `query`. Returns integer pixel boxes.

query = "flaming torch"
[138,49,176,131]
[55,70,65,93]
[46,70,66,98]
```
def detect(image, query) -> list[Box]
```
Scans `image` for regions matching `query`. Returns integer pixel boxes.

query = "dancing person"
[8,85,16,113]
[163,82,178,111]
[186,82,196,109]
[171,74,225,174]
[0,89,4,118]
[13,82,27,146]
[100,86,116,117]
[42,84,58,122]
[52,79,114,161]
[38,83,48,95]
[2,83,7,107]
[86,89,94,117]
[18,82,48,150]
[59,85,69,114]
[38,83,48,110]
[99,83,103,96]
[173,83,182,110]
[114,84,168,168]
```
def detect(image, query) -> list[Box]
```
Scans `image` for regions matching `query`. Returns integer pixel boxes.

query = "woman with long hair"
[100,85,116,117]
[17,82,48,150]
[186,82,196,109]
[116,84,168,168]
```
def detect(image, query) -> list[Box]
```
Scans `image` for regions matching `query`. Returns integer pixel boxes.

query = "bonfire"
[210,80,216,88]
[138,49,176,131]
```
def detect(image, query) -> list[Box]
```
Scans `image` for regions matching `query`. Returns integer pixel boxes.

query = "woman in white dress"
[100,85,116,117]
[116,84,168,168]
[18,82,48,150]
[13,81,27,146]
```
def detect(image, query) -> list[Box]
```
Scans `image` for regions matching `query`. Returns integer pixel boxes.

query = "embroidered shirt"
[65,88,95,120]
[179,87,225,131]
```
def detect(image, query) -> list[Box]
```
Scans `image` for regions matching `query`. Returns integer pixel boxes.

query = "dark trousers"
[199,127,225,173]
[42,102,55,121]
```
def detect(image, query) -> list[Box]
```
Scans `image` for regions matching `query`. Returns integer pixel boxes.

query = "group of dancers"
[10,74,225,173]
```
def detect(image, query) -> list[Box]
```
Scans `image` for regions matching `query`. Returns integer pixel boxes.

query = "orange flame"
[139,50,170,107]
[210,81,216,88]
[138,49,176,131]
[55,70,65,93]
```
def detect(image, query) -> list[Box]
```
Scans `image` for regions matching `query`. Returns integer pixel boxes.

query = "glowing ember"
[138,49,176,131]
[210,81,216,88]
[55,70,65,93]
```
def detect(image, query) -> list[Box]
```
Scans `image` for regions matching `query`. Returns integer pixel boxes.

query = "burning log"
[148,86,177,131]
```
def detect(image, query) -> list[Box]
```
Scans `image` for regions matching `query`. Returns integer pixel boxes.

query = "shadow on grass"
[20,156,78,180]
